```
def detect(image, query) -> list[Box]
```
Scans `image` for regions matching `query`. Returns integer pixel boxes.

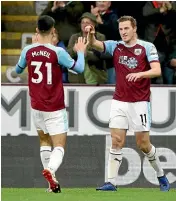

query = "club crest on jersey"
[134,49,142,55]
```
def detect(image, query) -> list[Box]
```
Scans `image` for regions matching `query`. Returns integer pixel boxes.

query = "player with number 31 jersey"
[15,15,88,193]
[16,38,82,111]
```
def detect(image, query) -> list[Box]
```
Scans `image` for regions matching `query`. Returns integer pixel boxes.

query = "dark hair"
[118,16,137,28]
[37,15,55,34]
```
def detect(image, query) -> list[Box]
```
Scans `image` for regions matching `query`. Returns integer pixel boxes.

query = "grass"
[2,188,176,201]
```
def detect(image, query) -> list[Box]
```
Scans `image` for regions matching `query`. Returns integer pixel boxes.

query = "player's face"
[119,21,136,43]
[52,33,59,46]
[96,1,111,12]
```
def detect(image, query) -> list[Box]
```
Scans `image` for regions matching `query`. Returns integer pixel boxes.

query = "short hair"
[37,15,55,34]
[118,16,137,28]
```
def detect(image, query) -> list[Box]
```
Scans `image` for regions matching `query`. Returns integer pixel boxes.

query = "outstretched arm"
[58,37,88,73]
[86,25,118,56]
[15,48,27,74]
[86,25,104,52]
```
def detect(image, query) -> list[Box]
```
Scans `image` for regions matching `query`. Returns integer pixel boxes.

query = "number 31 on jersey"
[31,61,52,84]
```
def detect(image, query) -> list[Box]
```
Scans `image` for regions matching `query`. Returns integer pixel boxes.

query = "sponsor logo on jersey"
[150,46,157,55]
[119,56,138,69]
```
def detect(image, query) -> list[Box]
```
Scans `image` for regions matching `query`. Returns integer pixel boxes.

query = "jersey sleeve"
[146,43,159,63]
[103,40,118,56]
[57,48,85,73]
[15,47,27,74]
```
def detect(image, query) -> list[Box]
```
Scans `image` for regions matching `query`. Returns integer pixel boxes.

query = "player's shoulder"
[44,43,66,54]
[117,40,125,46]
[137,39,155,49]
[22,43,39,54]
[105,40,119,46]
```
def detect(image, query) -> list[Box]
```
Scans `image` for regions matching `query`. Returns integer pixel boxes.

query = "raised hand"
[85,25,96,46]
[164,1,172,10]
[160,2,168,13]
[51,1,65,12]
[91,5,99,17]
[73,37,89,53]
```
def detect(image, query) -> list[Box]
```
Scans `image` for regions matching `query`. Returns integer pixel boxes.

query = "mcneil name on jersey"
[32,51,51,59]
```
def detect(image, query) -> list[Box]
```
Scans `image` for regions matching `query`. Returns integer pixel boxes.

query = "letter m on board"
[1,90,29,128]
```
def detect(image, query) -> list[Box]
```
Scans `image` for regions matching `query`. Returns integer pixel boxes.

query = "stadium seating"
[1,1,37,83]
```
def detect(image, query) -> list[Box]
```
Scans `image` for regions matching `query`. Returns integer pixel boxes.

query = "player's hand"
[73,37,89,53]
[85,25,96,45]
[126,72,144,82]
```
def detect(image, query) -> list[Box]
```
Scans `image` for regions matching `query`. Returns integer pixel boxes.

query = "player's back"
[25,43,65,111]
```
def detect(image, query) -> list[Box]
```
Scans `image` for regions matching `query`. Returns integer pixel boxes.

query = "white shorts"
[109,100,151,132]
[32,108,69,135]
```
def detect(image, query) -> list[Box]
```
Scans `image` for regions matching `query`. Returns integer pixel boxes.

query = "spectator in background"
[41,1,84,46]
[91,1,119,84]
[67,12,107,84]
[91,1,119,40]
[52,30,69,83]
[143,1,176,84]
[170,50,176,68]
[170,50,176,84]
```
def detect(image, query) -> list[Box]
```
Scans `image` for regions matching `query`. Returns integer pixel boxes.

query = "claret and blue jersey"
[15,43,85,111]
[103,39,159,102]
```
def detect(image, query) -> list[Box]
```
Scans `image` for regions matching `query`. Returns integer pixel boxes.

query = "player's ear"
[51,27,55,36]
[36,28,39,33]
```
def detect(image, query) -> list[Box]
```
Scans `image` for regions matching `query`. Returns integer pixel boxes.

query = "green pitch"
[2,188,176,201]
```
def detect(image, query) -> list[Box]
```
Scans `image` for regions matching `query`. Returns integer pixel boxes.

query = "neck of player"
[125,35,137,46]
[37,34,53,44]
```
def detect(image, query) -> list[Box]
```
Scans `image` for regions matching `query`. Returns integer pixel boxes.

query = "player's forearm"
[15,64,24,74]
[141,67,161,78]
[73,52,85,73]
[91,40,104,52]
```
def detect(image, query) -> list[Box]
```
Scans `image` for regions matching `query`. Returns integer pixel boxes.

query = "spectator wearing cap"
[67,12,107,84]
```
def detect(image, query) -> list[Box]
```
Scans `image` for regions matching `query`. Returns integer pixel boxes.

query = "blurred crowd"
[12,1,176,84]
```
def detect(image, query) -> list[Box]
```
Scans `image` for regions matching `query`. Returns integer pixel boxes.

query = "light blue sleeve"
[103,40,118,56]
[15,47,27,74]
[145,42,159,63]
[57,48,85,73]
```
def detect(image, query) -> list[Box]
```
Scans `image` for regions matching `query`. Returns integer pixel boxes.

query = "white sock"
[107,148,122,186]
[40,146,52,169]
[47,146,64,174]
[144,145,164,177]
